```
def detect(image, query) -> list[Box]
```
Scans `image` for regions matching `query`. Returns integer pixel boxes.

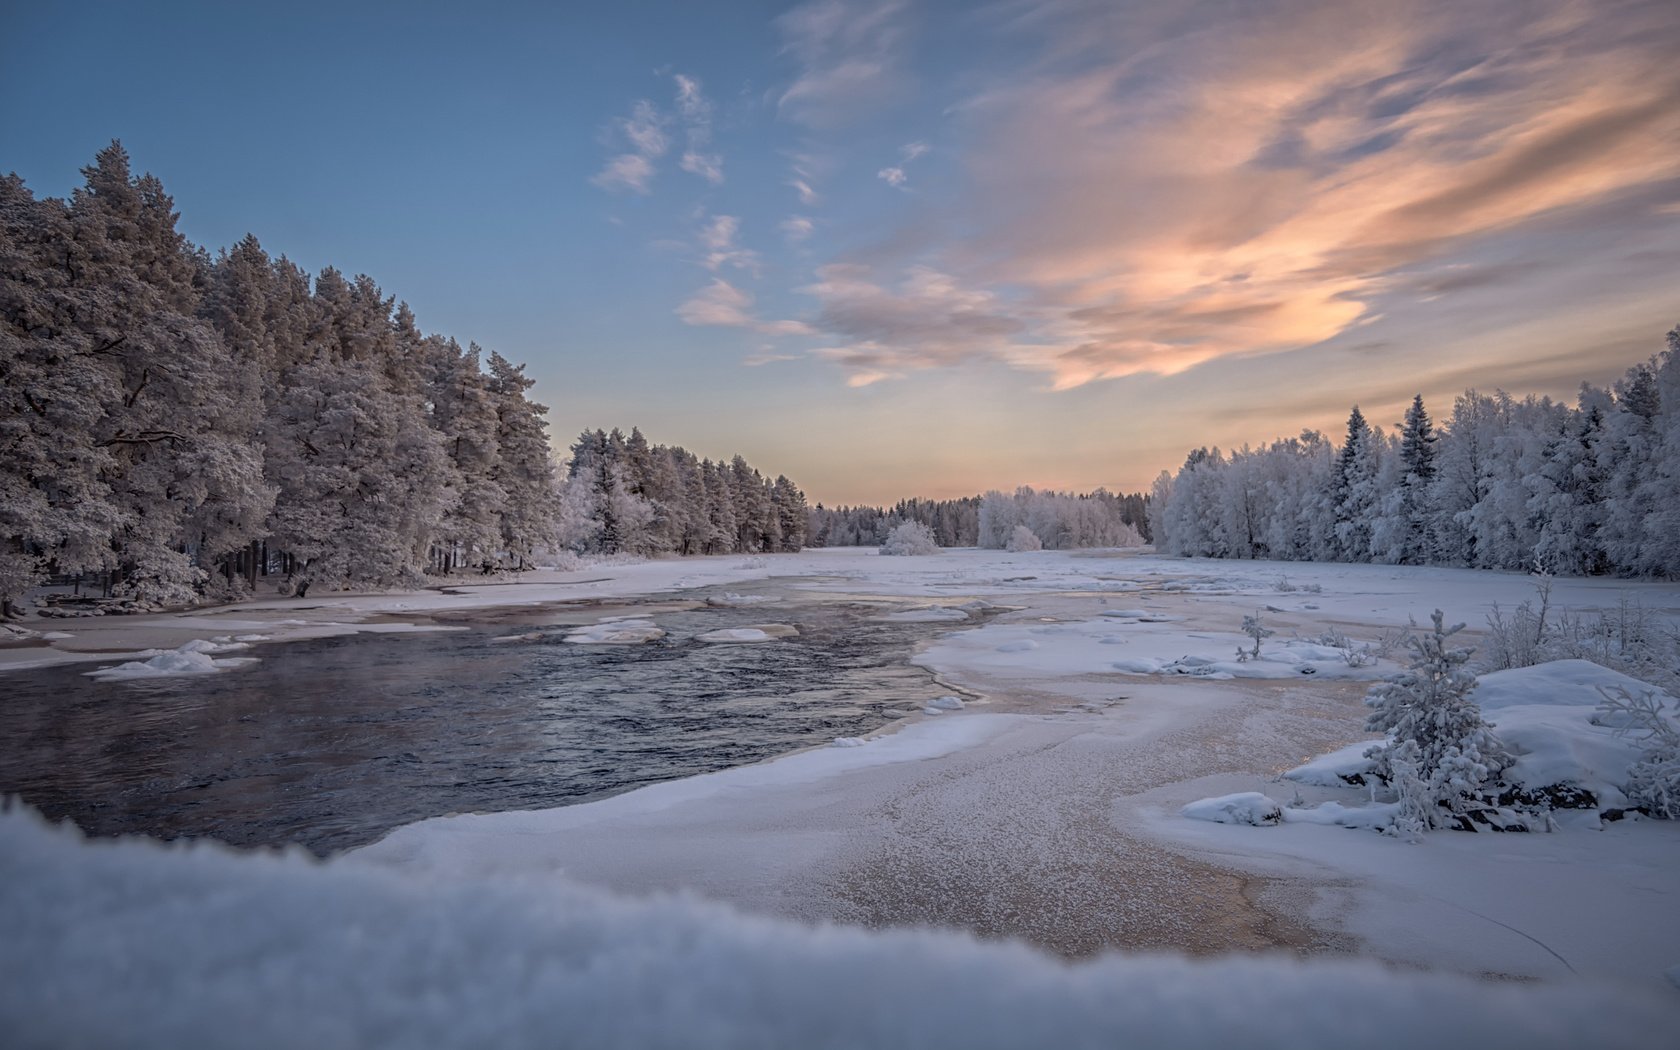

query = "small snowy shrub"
[879,521,940,556]
[1005,525,1042,553]
[1238,612,1273,661]
[1596,685,1680,819]
[1364,610,1506,830]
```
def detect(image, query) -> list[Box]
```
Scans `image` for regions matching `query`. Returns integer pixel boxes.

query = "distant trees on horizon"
[808,487,1150,551]
[1150,328,1680,578]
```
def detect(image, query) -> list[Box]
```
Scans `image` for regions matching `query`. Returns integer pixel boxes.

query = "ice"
[706,592,779,607]
[927,695,965,711]
[880,606,970,623]
[83,641,260,680]
[831,737,867,748]
[697,624,798,643]
[564,619,665,645]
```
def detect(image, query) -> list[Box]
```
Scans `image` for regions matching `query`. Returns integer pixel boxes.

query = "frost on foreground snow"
[1,808,1675,1050]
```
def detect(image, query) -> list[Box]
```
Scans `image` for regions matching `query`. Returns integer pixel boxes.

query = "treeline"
[1,143,558,610]
[809,487,1150,550]
[558,427,807,556]
[1151,328,1680,577]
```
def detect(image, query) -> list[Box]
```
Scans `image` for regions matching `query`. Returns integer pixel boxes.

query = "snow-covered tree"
[1005,524,1041,552]
[880,520,940,555]
[1365,611,1506,829]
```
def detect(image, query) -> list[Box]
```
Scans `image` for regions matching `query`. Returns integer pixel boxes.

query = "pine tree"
[1365,610,1506,829]
[1330,406,1378,561]
[1396,395,1437,564]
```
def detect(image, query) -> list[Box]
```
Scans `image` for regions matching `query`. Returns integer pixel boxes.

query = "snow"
[1283,741,1379,787]
[11,547,1680,1002]
[1182,792,1281,825]
[4,807,1675,1050]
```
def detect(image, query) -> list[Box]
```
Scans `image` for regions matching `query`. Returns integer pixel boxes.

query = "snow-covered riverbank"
[8,547,1680,1042]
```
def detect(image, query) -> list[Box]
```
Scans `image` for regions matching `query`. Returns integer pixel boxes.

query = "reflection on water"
[0,588,962,855]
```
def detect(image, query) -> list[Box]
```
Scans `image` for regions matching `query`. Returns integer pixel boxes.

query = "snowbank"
[1471,661,1678,811]
[1182,792,1282,826]
[1283,741,1381,787]
[2,807,1675,1049]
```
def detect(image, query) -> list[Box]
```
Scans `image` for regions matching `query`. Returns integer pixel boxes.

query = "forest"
[0,144,563,611]
[0,145,825,613]
[1150,331,1680,578]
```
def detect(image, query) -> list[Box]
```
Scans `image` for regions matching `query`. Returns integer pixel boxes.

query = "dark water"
[0,588,964,855]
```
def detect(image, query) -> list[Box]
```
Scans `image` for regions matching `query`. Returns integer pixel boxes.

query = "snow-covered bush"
[1238,612,1273,661]
[879,521,940,556]
[1484,582,1679,693]
[1364,610,1506,830]
[1005,525,1042,552]
[1596,685,1680,819]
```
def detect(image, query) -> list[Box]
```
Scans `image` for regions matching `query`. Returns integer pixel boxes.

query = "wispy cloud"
[678,278,813,336]
[673,73,724,185]
[775,0,910,128]
[781,216,816,244]
[591,99,669,193]
[877,141,929,189]
[798,0,1680,388]
[801,264,1026,384]
[593,73,724,192]
[697,213,759,273]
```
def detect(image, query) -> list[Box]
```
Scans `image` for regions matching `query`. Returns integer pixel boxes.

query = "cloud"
[678,278,814,336]
[681,152,725,184]
[592,153,657,194]
[781,216,815,243]
[900,141,929,162]
[593,74,723,192]
[775,0,910,128]
[697,214,759,273]
[801,264,1027,382]
[877,141,928,189]
[790,178,820,204]
[795,0,1680,388]
[672,73,724,184]
[591,99,669,194]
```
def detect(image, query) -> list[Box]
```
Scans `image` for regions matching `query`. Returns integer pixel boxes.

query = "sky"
[4,0,1679,506]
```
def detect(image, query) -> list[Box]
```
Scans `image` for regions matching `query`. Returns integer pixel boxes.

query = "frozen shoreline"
[14,547,1680,987]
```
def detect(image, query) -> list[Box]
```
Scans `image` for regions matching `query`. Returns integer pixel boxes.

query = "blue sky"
[6,0,1679,504]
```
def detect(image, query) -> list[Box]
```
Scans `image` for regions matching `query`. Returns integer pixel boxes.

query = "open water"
[0,585,967,855]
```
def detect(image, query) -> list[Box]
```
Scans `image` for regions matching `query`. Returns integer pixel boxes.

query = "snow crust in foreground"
[2,807,1675,1050]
